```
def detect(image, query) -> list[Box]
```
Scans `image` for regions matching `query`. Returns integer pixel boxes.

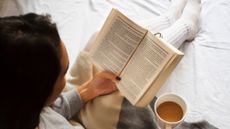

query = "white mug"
[154,93,188,129]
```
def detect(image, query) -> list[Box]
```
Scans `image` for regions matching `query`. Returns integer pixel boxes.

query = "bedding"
[1,0,230,128]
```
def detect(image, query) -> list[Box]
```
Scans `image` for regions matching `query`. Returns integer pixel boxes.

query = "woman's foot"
[163,0,188,24]
[178,0,201,40]
[159,0,201,48]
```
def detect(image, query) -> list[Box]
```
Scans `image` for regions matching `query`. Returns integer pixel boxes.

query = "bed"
[1,0,230,128]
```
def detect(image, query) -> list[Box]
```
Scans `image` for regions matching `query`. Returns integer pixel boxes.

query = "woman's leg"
[146,0,187,32]
[160,0,201,48]
[84,0,188,52]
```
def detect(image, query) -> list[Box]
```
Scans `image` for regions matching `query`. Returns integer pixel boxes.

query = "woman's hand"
[77,71,120,103]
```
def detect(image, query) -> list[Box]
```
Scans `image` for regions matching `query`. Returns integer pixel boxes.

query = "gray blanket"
[117,98,218,129]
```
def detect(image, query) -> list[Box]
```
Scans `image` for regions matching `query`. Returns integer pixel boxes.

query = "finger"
[106,81,117,91]
[111,82,117,91]
[97,71,120,82]
[103,82,117,95]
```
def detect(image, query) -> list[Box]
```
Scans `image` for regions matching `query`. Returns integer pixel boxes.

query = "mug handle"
[165,124,172,129]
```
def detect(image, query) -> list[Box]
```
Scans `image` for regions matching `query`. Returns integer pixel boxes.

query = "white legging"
[85,0,200,51]
[84,16,195,52]
[145,15,193,49]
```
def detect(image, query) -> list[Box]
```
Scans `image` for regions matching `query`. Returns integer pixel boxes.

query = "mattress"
[1,0,230,128]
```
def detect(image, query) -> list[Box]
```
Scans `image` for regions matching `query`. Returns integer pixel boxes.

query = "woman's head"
[0,13,67,129]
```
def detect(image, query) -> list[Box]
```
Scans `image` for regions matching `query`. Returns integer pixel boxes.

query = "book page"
[117,32,175,104]
[89,9,147,75]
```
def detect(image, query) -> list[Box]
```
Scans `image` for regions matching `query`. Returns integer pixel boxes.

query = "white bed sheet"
[1,0,230,128]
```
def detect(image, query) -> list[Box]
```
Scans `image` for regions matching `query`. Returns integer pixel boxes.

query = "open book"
[89,9,184,107]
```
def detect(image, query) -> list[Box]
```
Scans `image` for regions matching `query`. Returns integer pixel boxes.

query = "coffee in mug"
[154,93,187,129]
[156,101,183,122]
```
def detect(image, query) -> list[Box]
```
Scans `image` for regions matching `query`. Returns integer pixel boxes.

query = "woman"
[0,13,119,129]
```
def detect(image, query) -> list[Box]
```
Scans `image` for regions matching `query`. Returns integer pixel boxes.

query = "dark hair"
[0,13,62,129]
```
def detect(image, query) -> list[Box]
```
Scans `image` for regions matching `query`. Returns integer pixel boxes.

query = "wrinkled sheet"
[1,0,230,128]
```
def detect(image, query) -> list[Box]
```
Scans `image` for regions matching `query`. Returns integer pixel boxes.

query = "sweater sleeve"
[51,89,83,119]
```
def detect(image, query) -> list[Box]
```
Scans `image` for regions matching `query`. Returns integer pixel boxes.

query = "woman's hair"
[0,13,62,129]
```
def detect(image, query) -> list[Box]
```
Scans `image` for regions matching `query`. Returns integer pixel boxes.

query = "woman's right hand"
[77,71,121,103]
